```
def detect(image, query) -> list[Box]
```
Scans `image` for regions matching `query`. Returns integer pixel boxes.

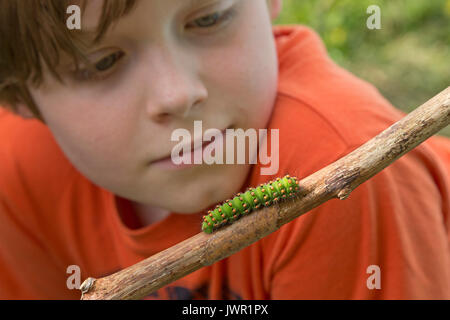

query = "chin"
[152,165,252,214]
[167,192,221,214]
[162,199,209,214]
[164,183,237,214]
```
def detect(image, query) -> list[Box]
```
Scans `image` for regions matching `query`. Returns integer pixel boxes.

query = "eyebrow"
[189,0,212,5]
[77,30,99,43]
[76,0,141,45]
[189,0,220,8]
[77,0,220,45]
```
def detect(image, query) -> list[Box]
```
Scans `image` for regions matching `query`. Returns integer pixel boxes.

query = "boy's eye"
[94,51,124,72]
[187,8,235,29]
[193,12,221,28]
[73,51,125,81]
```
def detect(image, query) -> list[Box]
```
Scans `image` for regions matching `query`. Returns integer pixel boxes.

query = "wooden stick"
[80,87,449,300]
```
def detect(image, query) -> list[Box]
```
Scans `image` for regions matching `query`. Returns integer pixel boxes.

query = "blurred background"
[275,0,450,137]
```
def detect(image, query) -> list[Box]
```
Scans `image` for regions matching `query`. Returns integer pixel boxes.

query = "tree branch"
[80,87,449,300]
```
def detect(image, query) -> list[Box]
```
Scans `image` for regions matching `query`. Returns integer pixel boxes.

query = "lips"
[150,129,227,166]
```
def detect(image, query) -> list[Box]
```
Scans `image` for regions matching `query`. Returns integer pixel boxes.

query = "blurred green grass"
[275,0,450,137]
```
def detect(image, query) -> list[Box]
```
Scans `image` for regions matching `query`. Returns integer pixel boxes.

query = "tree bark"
[80,87,449,300]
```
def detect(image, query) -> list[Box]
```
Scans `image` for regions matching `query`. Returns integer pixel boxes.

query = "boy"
[0,0,449,299]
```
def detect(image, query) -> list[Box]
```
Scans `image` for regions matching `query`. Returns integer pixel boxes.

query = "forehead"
[80,0,106,30]
[80,0,218,26]
[77,0,224,44]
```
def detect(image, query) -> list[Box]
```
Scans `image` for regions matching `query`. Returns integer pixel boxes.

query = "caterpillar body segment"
[202,175,300,234]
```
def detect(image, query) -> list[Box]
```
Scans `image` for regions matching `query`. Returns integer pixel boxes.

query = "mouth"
[150,128,228,169]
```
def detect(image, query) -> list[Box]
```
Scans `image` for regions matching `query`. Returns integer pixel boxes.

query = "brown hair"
[0,0,137,122]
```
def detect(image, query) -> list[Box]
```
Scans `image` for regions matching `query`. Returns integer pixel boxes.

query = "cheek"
[199,16,278,129]
[207,61,276,133]
[31,87,140,184]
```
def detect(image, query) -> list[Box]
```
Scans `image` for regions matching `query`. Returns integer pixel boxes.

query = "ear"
[268,0,283,21]
[15,103,37,120]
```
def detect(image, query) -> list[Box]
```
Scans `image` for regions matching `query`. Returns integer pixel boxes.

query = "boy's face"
[25,0,281,214]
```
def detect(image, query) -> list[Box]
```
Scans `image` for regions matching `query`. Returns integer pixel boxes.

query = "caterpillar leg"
[202,175,300,233]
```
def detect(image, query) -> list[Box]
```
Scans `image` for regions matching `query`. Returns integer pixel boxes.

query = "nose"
[144,47,208,123]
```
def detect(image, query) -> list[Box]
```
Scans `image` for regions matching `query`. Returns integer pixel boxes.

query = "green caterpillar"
[202,175,300,234]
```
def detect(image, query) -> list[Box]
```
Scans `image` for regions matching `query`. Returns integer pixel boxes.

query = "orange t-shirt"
[0,26,449,299]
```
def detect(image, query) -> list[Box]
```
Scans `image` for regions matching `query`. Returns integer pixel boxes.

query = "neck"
[131,202,171,226]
